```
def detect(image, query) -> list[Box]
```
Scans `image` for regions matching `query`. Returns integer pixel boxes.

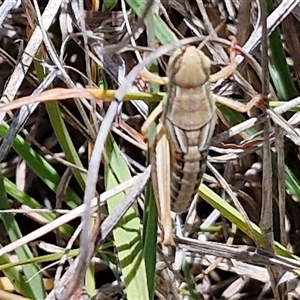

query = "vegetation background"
[1,0,300,299]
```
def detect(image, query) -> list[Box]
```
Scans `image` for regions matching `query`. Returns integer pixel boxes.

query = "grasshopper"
[142,45,258,246]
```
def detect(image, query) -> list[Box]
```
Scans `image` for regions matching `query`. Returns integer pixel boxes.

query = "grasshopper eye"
[199,51,211,74]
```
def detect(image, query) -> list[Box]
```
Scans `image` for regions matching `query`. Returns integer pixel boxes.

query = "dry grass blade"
[260,0,282,297]
[0,88,97,111]
[0,0,19,25]
[275,124,287,248]
[241,0,300,57]
[0,70,58,161]
[236,0,252,45]
[0,0,62,122]
[0,172,141,257]
[176,237,300,271]
[268,109,300,146]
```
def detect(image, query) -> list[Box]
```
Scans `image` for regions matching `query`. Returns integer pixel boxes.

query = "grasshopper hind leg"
[151,123,174,246]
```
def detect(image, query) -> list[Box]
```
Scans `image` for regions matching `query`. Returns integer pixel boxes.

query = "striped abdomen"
[166,121,214,213]
[170,136,209,213]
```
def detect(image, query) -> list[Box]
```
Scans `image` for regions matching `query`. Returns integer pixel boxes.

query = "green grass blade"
[181,254,200,299]
[103,0,118,11]
[0,252,34,298]
[198,184,300,259]
[267,0,297,100]
[3,177,74,237]
[0,122,81,208]
[105,135,149,300]
[0,249,78,271]
[46,101,87,190]
[142,185,157,299]
[0,168,45,299]
[126,0,177,44]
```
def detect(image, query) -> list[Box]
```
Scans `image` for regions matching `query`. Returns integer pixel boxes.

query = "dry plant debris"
[1,0,300,299]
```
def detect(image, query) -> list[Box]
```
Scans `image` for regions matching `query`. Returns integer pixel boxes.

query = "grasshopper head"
[167,46,211,88]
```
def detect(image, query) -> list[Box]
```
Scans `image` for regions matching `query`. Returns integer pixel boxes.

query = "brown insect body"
[150,46,217,244]
[162,46,216,213]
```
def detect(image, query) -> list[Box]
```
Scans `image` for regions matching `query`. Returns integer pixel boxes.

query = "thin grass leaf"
[0,249,78,271]
[181,254,201,300]
[46,101,87,190]
[85,261,95,297]
[143,185,157,299]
